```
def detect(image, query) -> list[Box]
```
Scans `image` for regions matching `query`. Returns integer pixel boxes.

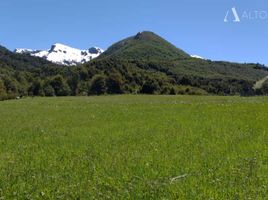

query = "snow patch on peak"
[14,48,35,54]
[14,43,103,66]
[191,55,204,59]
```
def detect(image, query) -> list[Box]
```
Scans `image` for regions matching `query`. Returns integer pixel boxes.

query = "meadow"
[0,95,267,199]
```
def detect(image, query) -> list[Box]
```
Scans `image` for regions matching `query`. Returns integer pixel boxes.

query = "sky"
[0,0,268,65]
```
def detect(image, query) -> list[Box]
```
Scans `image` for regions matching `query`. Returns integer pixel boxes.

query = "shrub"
[43,84,55,97]
[50,75,71,96]
[0,79,7,100]
[89,75,107,95]
[28,79,43,96]
[169,87,176,95]
[140,80,160,94]
[260,80,268,95]
[106,73,124,94]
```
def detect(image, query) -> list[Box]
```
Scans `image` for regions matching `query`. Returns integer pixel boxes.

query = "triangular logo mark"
[224,7,240,22]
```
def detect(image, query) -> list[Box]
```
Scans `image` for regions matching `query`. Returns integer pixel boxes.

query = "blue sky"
[0,0,268,65]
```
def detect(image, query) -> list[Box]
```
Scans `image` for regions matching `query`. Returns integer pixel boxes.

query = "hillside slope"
[87,31,268,95]
[97,31,268,81]
[0,45,63,71]
[99,31,189,60]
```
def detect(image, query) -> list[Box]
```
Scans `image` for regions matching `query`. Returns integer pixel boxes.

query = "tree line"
[1,53,268,101]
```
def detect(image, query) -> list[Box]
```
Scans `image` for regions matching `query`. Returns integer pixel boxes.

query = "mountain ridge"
[1,31,268,99]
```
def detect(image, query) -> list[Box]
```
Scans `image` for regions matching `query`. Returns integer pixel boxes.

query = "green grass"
[0,95,268,199]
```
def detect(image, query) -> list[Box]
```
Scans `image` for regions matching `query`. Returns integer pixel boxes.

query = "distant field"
[0,95,268,199]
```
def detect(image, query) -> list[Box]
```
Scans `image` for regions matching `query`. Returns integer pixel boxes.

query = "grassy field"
[0,95,268,199]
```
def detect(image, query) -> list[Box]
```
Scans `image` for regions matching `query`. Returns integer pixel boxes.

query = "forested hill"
[99,31,190,60]
[1,31,268,100]
[85,31,268,95]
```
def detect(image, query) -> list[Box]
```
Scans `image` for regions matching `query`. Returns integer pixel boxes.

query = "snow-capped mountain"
[14,43,104,66]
